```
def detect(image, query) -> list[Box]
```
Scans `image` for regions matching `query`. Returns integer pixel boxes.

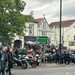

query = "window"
[74,35,75,40]
[29,24,34,35]
[42,31,47,36]
[43,19,46,29]
[69,41,75,46]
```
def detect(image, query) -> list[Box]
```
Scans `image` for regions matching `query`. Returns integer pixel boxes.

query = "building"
[13,21,38,48]
[35,17,51,38]
[24,17,51,45]
[25,22,38,36]
[13,16,51,48]
[49,19,75,49]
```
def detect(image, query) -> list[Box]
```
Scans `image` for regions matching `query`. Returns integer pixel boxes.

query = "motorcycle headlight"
[25,56,29,59]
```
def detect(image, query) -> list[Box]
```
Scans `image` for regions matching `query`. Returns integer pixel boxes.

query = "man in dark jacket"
[64,51,70,64]
[6,46,13,75]
[0,46,7,75]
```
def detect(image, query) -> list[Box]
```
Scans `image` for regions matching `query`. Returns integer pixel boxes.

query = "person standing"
[0,46,7,75]
[6,46,13,75]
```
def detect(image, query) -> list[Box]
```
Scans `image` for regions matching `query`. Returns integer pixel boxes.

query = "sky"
[22,0,75,23]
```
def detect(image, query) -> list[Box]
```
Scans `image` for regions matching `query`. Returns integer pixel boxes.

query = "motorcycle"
[12,55,27,69]
[25,55,37,68]
[35,54,41,66]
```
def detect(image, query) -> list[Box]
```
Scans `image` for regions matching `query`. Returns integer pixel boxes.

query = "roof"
[49,19,75,28]
[35,17,44,23]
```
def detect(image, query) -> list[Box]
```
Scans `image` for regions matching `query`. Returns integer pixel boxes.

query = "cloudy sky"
[22,0,75,23]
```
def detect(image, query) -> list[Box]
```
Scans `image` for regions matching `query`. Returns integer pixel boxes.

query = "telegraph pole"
[59,0,62,53]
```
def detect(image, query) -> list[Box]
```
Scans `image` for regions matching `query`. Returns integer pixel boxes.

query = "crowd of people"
[44,45,75,65]
[0,44,42,75]
[0,43,75,75]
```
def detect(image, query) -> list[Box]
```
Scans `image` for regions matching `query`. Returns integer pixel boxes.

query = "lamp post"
[59,0,62,53]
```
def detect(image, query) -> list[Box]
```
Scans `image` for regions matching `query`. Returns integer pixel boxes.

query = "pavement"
[12,63,75,75]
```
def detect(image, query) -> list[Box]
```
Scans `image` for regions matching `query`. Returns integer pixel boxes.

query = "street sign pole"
[59,0,62,54]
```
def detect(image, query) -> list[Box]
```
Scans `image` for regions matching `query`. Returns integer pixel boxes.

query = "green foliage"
[0,0,33,45]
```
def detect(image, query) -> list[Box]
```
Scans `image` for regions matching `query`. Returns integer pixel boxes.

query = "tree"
[0,0,33,45]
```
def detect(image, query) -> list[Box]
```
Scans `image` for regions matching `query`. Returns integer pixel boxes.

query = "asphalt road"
[12,63,75,75]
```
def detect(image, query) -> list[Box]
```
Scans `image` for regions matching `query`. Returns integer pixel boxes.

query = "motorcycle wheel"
[31,62,37,68]
[21,62,28,69]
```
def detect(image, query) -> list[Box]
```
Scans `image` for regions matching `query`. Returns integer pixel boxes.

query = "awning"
[26,41,36,45]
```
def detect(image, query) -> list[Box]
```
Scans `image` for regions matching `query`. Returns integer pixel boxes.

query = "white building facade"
[25,22,38,36]
[35,17,51,38]
[13,17,51,48]
[49,20,75,49]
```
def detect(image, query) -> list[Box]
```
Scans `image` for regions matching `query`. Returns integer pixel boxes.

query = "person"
[64,51,70,65]
[0,46,7,75]
[27,47,34,59]
[6,46,13,75]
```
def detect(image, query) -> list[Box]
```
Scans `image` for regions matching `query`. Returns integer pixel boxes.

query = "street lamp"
[59,0,62,53]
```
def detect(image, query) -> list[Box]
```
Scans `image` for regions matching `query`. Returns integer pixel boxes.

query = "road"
[12,63,75,75]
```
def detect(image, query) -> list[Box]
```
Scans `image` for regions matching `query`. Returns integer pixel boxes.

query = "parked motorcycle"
[35,54,41,66]
[25,55,37,68]
[12,55,27,69]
